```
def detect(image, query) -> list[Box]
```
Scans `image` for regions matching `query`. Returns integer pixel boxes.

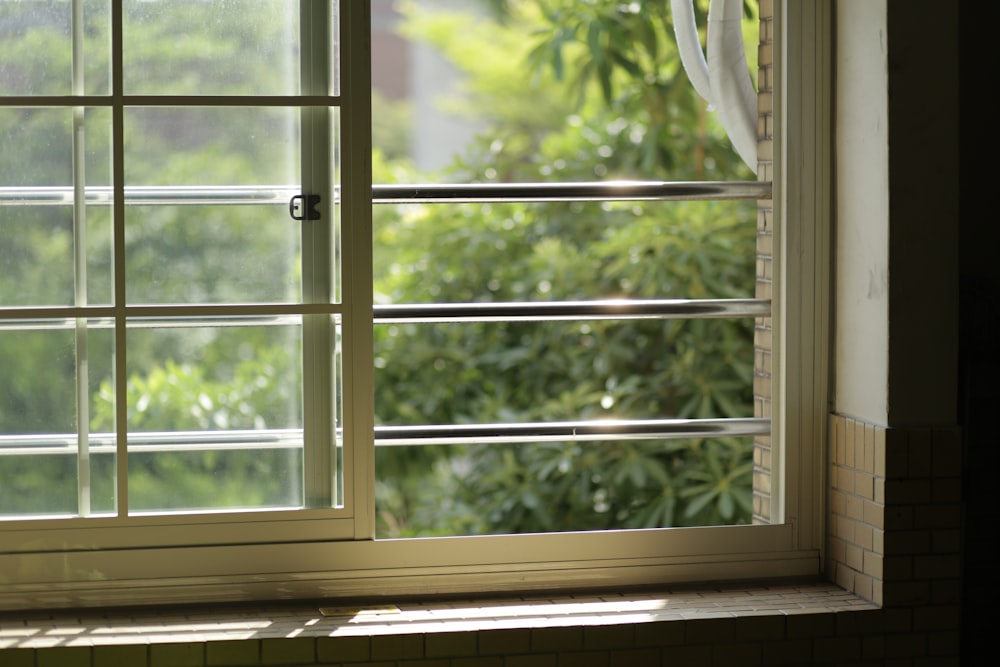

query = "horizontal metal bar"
[0,299,768,328]
[372,180,771,203]
[0,95,341,107]
[0,181,770,207]
[0,317,305,332]
[0,304,341,324]
[0,316,116,331]
[374,418,769,445]
[0,418,769,457]
[0,430,304,457]
[374,299,769,323]
[0,186,297,207]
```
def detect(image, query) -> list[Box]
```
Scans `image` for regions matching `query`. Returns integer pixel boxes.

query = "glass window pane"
[83,319,118,515]
[125,319,303,432]
[82,107,114,305]
[125,202,302,304]
[124,107,299,187]
[123,106,305,305]
[127,444,303,513]
[0,108,72,187]
[122,0,301,96]
[0,206,75,306]
[0,324,76,435]
[330,1,340,98]
[0,0,110,97]
[1,1,347,526]
[124,318,306,513]
[83,204,114,306]
[0,107,113,307]
[0,319,116,518]
[0,452,79,517]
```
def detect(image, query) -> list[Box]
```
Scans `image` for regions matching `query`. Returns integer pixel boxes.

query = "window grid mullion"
[71,0,91,517]
[300,0,336,508]
[111,0,127,519]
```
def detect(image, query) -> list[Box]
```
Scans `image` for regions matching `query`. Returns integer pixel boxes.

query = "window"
[0,0,829,609]
[0,0,363,551]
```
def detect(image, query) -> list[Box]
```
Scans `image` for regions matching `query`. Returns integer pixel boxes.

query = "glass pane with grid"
[0,0,345,519]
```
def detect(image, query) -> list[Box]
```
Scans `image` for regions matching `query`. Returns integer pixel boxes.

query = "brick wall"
[828,416,963,613]
[753,0,774,527]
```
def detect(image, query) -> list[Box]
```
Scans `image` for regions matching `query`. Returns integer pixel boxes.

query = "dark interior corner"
[958,2,998,662]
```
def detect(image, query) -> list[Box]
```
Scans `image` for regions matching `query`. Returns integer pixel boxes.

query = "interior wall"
[832,0,889,424]
[833,0,960,429]
[958,0,998,657]
[884,0,960,427]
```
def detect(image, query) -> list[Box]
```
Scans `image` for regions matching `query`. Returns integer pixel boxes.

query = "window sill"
[0,580,878,664]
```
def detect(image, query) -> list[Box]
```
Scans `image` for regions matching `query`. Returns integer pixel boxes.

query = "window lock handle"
[289,194,321,221]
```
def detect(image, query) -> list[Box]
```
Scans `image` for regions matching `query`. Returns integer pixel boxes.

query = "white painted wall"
[832,0,960,426]
[833,0,889,424]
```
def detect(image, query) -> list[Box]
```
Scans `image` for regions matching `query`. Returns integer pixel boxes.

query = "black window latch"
[289,194,321,221]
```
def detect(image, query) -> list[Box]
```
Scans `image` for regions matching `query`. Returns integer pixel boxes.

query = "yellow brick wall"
[828,415,963,613]
[753,0,774,527]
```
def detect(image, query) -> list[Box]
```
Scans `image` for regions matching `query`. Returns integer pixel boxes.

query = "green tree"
[371,0,758,536]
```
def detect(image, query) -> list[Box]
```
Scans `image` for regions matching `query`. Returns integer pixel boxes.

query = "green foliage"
[373,91,413,163]
[91,343,299,434]
[522,0,756,178]
[372,1,758,536]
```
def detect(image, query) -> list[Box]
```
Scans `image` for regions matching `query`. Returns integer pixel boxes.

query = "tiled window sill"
[0,580,876,651]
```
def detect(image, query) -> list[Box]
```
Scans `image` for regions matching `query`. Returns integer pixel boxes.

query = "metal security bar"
[0,179,769,455]
[375,298,769,323]
[373,180,770,203]
[0,430,303,457]
[0,186,298,206]
[0,415,769,457]
[375,418,769,446]
[0,180,771,206]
